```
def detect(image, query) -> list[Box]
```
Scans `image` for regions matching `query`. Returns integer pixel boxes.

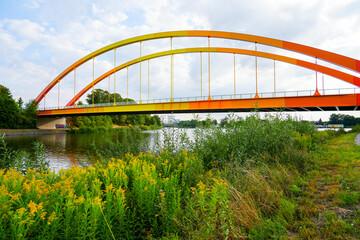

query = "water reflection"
[4,131,157,172]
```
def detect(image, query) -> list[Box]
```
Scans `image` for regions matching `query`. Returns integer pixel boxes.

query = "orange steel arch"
[35,30,360,105]
[66,47,360,106]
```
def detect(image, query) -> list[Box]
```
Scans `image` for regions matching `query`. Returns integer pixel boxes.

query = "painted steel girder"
[37,94,360,117]
[35,30,360,105]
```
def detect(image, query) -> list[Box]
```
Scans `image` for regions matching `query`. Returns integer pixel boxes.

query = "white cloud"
[23,0,43,9]
[0,0,359,119]
[5,19,45,41]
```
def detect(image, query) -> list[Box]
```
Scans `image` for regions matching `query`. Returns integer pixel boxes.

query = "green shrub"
[351,124,360,133]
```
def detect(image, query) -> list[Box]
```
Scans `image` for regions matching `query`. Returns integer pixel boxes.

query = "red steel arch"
[66,47,360,106]
[35,30,360,105]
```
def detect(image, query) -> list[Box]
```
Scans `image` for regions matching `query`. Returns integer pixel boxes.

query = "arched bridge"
[36,30,360,118]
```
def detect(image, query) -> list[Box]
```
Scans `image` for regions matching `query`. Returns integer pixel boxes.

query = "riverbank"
[0,129,66,136]
[66,124,162,133]
[293,132,360,239]
[1,114,359,239]
[0,124,162,136]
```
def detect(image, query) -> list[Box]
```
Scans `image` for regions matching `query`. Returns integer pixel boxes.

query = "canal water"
[3,129,195,172]
[3,131,152,171]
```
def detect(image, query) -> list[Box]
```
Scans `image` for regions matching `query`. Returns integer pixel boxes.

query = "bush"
[351,124,360,133]
[191,113,315,169]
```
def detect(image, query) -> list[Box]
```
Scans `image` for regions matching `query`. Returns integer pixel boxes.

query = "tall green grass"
[0,112,346,239]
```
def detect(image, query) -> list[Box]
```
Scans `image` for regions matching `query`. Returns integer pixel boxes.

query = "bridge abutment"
[37,117,67,129]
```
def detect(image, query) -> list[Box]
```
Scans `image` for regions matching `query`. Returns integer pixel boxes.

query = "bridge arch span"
[35,30,360,105]
[66,47,360,106]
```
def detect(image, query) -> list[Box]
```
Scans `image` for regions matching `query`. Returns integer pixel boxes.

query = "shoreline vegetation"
[0,124,162,136]
[66,124,162,134]
[1,112,360,239]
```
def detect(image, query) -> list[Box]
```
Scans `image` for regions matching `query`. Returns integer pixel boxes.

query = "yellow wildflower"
[28,200,38,216]
[40,211,47,220]
[74,196,85,204]
[11,192,21,201]
[106,183,114,192]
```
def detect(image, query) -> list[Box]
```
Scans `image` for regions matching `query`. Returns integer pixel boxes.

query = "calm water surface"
[4,129,195,172]
[4,131,157,171]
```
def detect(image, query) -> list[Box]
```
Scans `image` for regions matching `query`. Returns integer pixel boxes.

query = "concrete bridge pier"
[37,117,67,129]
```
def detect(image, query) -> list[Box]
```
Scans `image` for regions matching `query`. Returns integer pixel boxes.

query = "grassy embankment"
[294,132,360,239]
[0,113,359,239]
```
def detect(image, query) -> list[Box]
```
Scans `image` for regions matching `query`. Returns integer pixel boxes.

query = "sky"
[0,0,360,121]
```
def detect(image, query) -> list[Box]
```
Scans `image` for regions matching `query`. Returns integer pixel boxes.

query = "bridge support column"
[37,117,67,130]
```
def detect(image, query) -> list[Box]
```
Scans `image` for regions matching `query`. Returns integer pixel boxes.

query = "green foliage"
[178,116,217,128]
[0,134,49,173]
[0,84,12,99]
[249,219,287,240]
[18,100,38,129]
[289,184,302,196]
[350,124,360,132]
[0,85,37,129]
[85,89,117,104]
[191,113,310,169]
[80,89,161,129]
[73,115,113,128]
[339,192,360,206]
[0,87,19,128]
[329,113,360,127]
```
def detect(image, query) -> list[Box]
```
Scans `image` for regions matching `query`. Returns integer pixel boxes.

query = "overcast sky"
[1,0,359,121]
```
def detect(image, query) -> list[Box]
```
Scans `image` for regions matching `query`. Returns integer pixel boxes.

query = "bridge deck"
[37,94,360,117]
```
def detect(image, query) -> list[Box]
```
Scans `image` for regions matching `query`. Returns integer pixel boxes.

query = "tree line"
[70,89,161,128]
[0,85,37,129]
[315,113,360,127]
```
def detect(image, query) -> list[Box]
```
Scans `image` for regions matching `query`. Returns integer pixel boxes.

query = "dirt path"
[296,133,360,239]
[356,133,360,145]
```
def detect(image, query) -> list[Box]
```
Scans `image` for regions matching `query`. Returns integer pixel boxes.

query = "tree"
[329,114,341,124]
[86,89,111,105]
[0,85,12,99]
[18,100,37,129]
[17,98,24,111]
[0,85,19,128]
[109,93,123,103]
[144,115,152,126]
[329,113,358,127]
[152,115,161,125]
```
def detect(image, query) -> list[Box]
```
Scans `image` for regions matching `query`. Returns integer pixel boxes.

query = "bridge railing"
[38,87,360,111]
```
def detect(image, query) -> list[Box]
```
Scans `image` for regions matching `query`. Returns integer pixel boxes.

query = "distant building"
[166,115,180,125]
[327,124,344,128]
[167,115,172,124]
